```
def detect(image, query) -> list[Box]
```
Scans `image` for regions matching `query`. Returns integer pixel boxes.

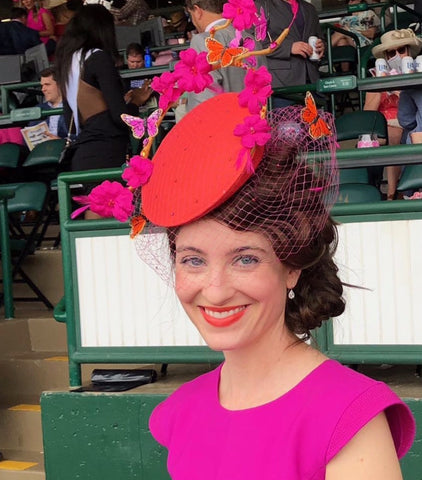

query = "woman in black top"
[55,4,149,172]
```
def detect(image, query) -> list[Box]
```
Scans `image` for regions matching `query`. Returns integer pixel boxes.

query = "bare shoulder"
[326,412,403,480]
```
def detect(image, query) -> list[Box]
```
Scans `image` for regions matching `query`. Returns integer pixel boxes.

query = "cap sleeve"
[326,382,416,463]
[149,397,172,448]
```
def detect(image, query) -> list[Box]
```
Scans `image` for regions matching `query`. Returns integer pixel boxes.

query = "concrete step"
[0,404,43,452]
[0,316,67,356]
[0,319,32,356]
[0,450,45,480]
[0,353,69,403]
[27,317,67,353]
[0,350,158,402]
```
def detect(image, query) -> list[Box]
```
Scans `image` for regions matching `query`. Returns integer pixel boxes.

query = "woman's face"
[385,45,409,60]
[22,0,35,9]
[174,219,301,353]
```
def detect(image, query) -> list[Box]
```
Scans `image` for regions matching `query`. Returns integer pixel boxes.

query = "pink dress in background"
[150,359,415,480]
[26,7,54,45]
[0,128,24,146]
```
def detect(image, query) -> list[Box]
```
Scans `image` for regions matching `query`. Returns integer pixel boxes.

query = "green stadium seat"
[337,183,382,203]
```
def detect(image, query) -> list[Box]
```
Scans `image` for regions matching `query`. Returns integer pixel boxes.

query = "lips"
[199,305,247,327]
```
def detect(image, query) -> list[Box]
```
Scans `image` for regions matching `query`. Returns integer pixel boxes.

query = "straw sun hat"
[372,28,422,58]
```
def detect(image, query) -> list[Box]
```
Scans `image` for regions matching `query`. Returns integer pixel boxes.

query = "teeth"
[203,306,245,318]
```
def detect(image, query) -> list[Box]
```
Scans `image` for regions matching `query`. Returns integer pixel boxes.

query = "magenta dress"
[150,360,415,479]
[26,7,54,45]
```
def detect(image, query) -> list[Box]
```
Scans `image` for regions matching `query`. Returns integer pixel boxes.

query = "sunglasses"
[386,46,408,59]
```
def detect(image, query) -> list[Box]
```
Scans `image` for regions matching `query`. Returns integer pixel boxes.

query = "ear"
[192,4,203,18]
[286,268,301,290]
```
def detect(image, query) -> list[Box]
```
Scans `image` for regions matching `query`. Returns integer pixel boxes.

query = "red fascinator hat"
[142,93,264,227]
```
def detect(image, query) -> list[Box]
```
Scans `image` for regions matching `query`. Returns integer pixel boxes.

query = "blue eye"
[180,256,205,267]
[235,255,259,266]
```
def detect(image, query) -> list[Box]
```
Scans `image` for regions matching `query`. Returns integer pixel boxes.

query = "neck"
[50,98,62,108]
[219,327,326,410]
[201,13,223,32]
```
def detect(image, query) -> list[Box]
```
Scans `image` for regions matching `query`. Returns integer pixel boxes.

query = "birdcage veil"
[132,101,338,286]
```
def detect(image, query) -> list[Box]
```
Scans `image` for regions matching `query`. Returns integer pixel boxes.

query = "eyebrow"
[175,246,268,255]
[175,246,203,254]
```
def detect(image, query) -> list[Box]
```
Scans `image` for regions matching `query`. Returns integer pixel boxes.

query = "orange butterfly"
[205,37,247,68]
[301,92,332,140]
[130,215,146,239]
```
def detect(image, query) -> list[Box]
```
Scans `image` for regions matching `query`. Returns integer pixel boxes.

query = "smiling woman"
[173,219,301,351]
[89,0,415,476]
[138,94,414,480]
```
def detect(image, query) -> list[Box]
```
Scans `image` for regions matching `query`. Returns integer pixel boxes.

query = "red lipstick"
[199,306,247,327]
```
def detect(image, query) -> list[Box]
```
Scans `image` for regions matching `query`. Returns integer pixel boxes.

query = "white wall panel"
[75,234,205,347]
[334,219,422,345]
[75,218,422,348]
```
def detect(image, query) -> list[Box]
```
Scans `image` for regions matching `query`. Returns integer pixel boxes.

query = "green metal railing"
[0,188,16,319]
[55,138,422,386]
[56,168,223,387]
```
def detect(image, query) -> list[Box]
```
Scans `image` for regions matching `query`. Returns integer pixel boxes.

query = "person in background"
[255,0,324,107]
[165,9,195,41]
[372,29,422,198]
[55,4,150,187]
[398,90,422,144]
[184,0,250,114]
[0,6,41,54]
[331,0,380,49]
[22,0,56,55]
[122,43,153,104]
[109,0,149,25]
[126,42,144,69]
[48,0,78,38]
[28,67,67,139]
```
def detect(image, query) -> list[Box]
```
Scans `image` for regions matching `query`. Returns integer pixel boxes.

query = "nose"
[201,267,235,305]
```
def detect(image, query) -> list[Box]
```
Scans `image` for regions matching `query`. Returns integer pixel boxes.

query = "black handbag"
[58,114,76,170]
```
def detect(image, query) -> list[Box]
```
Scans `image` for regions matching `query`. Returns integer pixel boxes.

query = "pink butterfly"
[255,7,267,41]
[121,109,163,141]
[229,29,242,48]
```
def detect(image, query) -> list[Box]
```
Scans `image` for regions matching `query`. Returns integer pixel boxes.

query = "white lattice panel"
[334,219,422,345]
[75,234,205,347]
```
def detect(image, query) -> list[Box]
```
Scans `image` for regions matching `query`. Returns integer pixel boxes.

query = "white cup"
[375,58,389,77]
[415,55,422,72]
[308,36,320,61]
[401,56,415,74]
[357,134,380,148]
